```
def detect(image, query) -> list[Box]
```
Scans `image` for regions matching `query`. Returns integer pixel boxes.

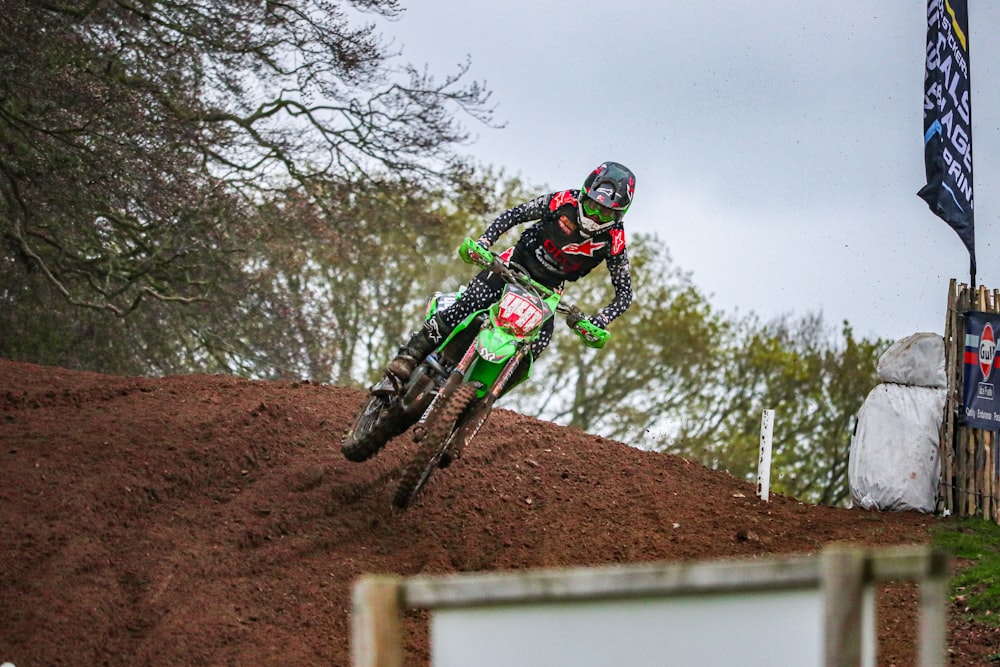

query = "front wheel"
[341,392,408,462]
[392,382,478,509]
[438,394,493,468]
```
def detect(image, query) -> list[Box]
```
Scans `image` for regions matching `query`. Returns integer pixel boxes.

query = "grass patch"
[930,517,1000,627]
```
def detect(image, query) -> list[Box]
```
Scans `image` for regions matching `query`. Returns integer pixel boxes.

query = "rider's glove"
[588,313,609,330]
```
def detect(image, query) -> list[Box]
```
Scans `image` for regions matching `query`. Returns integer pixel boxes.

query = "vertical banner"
[963,311,1000,430]
[917,0,975,283]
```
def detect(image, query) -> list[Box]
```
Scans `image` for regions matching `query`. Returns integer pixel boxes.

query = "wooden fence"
[352,545,950,667]
[940,279,1000,520]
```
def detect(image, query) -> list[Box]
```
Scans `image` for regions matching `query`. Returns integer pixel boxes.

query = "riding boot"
[386,315,448,381]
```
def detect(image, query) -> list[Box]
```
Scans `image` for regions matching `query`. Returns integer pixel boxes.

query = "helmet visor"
[581,198,622,224]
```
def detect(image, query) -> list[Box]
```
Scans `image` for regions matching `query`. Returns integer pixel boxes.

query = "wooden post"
[967,428,977,516]
[981,431,991,519]
[917,551,951,667]
[757,409,775,502]
[956,284,970,516]
[979,433,984,517]
[352,575,404,667]
[961,286,974,516]
[822,545,866,667]
[940,279,958,515]
[984,430,993,520]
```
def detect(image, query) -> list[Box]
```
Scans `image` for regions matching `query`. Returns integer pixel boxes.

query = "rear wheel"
[393,382,478,509]
[341,393,408,462]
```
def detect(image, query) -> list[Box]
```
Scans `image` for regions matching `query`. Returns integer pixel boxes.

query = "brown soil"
[1,359,997,666]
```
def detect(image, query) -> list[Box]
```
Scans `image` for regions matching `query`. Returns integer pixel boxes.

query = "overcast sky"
[377,2,1000,343]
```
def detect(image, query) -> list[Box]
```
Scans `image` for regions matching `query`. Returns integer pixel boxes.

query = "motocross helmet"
[578,161,635,236]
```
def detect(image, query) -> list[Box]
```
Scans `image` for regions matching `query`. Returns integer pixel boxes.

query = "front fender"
[467,329,535,396]
[475,327,519,362]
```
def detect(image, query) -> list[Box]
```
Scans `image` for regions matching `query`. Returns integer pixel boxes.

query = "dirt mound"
[0,359,996,665]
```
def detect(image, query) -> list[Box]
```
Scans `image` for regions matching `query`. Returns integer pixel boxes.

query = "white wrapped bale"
[876,332,945,388]
[848,383,945,513]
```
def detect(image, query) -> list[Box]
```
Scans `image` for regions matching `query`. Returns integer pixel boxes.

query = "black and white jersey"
[479,190,633,327]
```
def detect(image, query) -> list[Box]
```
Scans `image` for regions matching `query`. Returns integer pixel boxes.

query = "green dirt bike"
[340,237,610,509]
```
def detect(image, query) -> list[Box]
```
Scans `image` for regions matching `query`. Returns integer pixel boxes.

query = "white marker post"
[757,409,775,502]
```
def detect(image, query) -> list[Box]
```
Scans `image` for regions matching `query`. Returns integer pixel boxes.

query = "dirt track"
[1,359,997,665]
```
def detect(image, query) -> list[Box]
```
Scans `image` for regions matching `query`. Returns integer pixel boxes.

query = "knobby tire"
[341,393,408,463]
[439,395,492,468]
[393,382,478,509]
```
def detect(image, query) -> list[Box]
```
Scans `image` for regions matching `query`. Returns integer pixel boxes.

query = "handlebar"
[458,237,610,349]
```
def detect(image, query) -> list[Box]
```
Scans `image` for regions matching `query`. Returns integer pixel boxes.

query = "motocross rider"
[386,161,636,382]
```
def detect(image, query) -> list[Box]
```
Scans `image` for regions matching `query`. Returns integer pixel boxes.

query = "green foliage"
[663,315,888,506]
[930,518,1000,628]
[509,235,724,440]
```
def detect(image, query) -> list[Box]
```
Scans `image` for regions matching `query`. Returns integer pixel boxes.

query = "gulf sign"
[980,323,996,380]
[963,311,1000,430]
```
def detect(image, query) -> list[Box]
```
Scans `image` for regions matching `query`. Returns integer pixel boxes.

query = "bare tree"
[0,0,493,318]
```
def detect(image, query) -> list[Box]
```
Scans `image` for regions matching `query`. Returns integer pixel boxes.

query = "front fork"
[488,347,529,400]
[411,342,527,442]
[410,342,477,442]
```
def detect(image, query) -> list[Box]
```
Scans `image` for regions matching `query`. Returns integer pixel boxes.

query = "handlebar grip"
[572,319,611,349]
[458,237,495,268]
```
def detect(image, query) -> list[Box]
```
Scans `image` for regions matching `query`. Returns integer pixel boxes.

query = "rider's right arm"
[479,193,553,247]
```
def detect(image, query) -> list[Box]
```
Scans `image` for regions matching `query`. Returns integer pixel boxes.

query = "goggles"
[581,197,621,224]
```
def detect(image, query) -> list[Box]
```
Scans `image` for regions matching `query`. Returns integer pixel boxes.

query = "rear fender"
[400,367,437,418]
[371,376,397,397]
